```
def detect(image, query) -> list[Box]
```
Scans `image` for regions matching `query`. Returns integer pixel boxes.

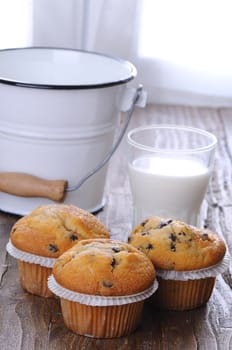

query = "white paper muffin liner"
[156,252,231,281]
[6,240,56,268]
[47,275,159,306]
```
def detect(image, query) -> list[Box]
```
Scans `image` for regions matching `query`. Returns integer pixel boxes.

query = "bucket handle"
[0,85,144,202]
[67,84,144,192]
[0,172,67,201]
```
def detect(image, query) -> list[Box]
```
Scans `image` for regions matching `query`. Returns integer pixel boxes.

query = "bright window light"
[139,0,232,74]
[0,0,32,49]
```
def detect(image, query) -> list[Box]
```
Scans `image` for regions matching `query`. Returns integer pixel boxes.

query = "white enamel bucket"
[0,47,145,216]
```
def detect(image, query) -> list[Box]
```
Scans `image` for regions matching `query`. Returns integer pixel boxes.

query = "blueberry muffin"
[7,204,109,297]
[128,216,227,310]
[48,238,157,338]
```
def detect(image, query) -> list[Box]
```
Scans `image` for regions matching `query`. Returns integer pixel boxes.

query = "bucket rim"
[0,46,137,90]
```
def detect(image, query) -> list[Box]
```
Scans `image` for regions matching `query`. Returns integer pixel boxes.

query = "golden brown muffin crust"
[128,216,226,271]
[10,204,109,258]
[53,238,156,296]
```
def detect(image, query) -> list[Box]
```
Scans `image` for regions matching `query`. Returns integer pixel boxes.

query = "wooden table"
[1,104,232,349]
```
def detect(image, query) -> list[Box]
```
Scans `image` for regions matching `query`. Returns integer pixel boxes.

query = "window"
[0,0,32,49]
[137,0,232,104]
[139,0,232,74]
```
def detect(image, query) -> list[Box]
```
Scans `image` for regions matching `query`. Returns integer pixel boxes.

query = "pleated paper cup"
[48,275,158,338]
[151,253,230,311]
[6,240,56,297]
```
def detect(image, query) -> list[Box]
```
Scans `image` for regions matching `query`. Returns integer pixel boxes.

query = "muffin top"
[10,204,109,258]
[52,238,156,296]
[128,216,226,271]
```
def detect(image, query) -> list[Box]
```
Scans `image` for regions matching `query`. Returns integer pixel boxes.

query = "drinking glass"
[127,124,217,227]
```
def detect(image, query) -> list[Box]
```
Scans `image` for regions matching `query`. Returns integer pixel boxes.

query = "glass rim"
[127,124,217,154]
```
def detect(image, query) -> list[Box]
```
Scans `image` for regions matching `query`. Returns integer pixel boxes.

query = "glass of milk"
[127,124,217,227]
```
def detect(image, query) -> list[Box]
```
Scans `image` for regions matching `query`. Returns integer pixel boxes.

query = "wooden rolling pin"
[0,172,68,202]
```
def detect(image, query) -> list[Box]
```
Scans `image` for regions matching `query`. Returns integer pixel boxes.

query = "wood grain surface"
[0,104,231,350]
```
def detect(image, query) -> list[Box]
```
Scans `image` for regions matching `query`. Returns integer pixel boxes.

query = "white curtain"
[4,0,232,107]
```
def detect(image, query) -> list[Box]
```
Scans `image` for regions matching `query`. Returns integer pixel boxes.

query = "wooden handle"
[0,172,68,202]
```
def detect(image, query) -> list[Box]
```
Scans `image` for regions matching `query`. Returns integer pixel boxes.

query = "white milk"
[128,156,211,226]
